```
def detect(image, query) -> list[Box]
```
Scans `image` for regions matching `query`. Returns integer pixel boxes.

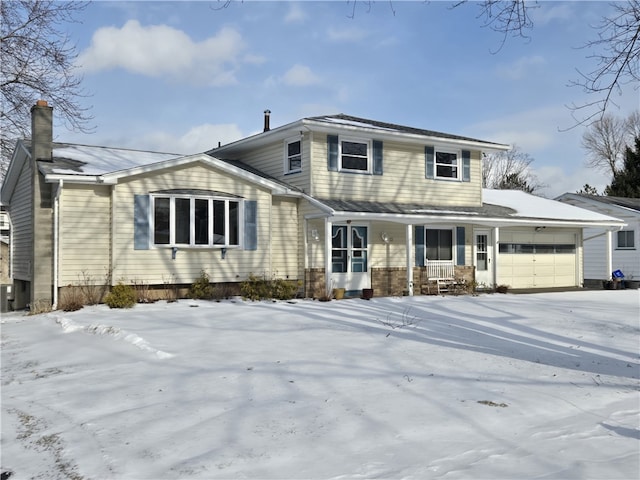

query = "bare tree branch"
[452,0,536,52]
[581,110,640,176]
[1,0,93,180]
[567,0,640,127]
[482,144,545,193]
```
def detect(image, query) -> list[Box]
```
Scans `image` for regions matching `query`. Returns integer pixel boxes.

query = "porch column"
[492,227,500,286]
[325,218,332,296]
[606,229,613,279]
[406,224,414,296]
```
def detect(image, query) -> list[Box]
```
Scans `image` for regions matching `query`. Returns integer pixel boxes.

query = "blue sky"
[61,0,638,197]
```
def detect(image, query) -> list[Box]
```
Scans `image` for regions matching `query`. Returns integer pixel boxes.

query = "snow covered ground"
[2,290,639,480]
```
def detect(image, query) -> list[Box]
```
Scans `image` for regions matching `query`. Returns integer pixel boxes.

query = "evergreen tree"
[496,172,535,193]
[605,136,640,197]
[577,184,600,195]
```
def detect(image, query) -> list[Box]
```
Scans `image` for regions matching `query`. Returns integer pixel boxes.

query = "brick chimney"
[31,99,53,162]
[263,109,271,132]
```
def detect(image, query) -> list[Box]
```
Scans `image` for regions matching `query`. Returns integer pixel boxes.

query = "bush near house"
[104,283,137,309]
[240,274,299,301]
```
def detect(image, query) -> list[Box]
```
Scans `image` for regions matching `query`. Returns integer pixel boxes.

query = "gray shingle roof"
[318,198,516,218]
[573,194,640,212]
[306,114,507,147]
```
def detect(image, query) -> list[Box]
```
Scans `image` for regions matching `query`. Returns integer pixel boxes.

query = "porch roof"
[314,190,625,228]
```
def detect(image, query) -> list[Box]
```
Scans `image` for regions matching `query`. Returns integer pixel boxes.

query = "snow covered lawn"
[2,290,639,479]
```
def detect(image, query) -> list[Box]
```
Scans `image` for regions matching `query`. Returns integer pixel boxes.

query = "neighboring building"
[0,203,9,241]
[0,102,625,310]
[0,203,9,284]
[556,193,639,285]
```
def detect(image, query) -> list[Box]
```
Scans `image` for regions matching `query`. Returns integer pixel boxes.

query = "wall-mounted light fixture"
[310,228,320,242]
[381,232,392,244]
[172,247,178,260]
[535,226,546,232]
[221,247,227,259]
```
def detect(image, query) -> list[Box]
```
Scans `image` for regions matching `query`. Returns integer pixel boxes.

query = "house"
[0,203,10,285]
[556,193,639,286]
[0,101,625,310]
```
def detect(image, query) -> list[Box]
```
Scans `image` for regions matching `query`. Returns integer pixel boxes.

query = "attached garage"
[497,229,579,289]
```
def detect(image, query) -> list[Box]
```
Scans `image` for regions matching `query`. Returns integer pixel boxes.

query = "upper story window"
[327,135,383,175]
[152,194,240,247]
[426,146,471,182]
[617,230,635,249]
[341,137,370,172]
[285,138,301,174]
[435,149,459,179]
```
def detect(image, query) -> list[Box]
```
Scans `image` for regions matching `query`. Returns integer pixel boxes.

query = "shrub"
[240,274,270,301]
[270,278,299,300]
[189,270,214,300]
[495,284,510,294]
[59,286,84,312]
[132,279,155,303]
[240,274,298,301]
[104,283,137,309]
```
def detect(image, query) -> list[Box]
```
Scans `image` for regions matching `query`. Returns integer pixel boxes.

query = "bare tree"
[1,0,92,179]
[452,0,535,52]
[581,110,640,176]
[345,1,638,126]
[482,144,544,193]
[568,0,640,126]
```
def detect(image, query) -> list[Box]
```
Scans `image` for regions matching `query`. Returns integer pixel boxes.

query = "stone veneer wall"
[306,265,476,299]
[305,268,326,299]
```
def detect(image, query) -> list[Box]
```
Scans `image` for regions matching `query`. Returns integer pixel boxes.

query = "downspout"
[52,179,63,309]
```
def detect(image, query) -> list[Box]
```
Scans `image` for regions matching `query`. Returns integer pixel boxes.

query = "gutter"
[314,209,625,229]
[584,224,625,241]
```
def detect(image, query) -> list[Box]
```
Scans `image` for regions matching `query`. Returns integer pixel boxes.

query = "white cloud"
[285,3,306,23]
[530,3,575,26]
[534,164,611,198]
[496,55,546,80]
[77,20,248,86]
[327,26,368,42]
[266,64,322,87]
[132,123,244,154]
[282,64,321,86]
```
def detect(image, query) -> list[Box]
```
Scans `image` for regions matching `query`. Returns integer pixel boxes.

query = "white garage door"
[497,231,578,289]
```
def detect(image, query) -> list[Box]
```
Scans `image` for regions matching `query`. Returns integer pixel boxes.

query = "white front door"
[331,225,370,291]
[474,230,493,287]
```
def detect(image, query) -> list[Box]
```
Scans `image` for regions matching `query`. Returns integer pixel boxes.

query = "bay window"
[152,194,240,247]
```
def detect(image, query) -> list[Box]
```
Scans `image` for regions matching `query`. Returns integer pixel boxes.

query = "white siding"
[558,196,640,280]
[58,185,112,285]
[582,227,609,279]
[271,197,301,279]
[112,163,279,285]
[310,134,483,206]
[217,134,312,195]
[9,161,33,281]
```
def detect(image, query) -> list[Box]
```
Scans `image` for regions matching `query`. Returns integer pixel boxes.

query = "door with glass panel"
[331,225,370,291]
[474,230,493,287]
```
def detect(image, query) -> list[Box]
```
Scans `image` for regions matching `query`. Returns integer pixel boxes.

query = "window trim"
[150,193,243,248]
[338,135,372,174]
[616,230,635,250]
[423,226,458,262]
[434,147,461,181]
[284,136,302,174]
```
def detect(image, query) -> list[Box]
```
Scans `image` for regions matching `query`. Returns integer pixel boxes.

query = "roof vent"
[263,109,271,132]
